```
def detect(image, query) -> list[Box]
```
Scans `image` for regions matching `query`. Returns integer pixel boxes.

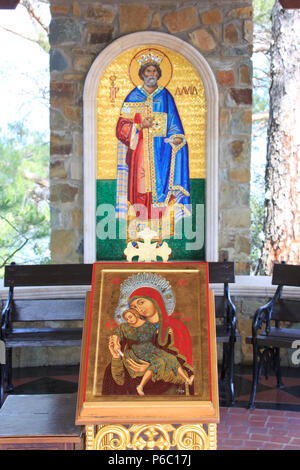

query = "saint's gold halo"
[128,47,173,89]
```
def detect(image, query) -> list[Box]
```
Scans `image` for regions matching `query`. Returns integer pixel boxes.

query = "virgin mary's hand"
[126,358,150,373]
[108,335,121,359]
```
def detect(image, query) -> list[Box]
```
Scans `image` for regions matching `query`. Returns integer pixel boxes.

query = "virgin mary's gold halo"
[129,47,173,88]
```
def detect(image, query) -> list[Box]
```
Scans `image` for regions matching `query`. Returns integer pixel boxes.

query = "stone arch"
[83,32,218,262]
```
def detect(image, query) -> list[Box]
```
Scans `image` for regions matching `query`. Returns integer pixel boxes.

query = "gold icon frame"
[76,262,219,426]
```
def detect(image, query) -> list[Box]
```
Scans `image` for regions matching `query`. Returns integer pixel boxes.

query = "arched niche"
[83,32,218,262]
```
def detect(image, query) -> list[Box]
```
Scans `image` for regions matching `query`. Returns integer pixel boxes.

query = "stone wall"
[49,0,253,273]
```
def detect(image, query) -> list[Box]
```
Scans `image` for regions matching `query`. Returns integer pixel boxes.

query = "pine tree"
[262,1,300,274]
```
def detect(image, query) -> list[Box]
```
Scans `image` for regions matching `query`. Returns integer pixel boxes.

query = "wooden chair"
[246,263,300,409]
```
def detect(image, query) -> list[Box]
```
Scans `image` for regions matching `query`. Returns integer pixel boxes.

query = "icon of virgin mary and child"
[102,273,195,397]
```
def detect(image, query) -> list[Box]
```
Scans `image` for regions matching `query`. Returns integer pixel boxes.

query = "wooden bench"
[0,263,93,407]
[246,263,300,409]
[209,261,239,405]
[0,261,238,407]
[0,393,83,450]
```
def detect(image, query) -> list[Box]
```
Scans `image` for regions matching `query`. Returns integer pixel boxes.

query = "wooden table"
[0,393,83,450]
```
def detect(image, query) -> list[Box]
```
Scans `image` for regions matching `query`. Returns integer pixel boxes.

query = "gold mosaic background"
[97,45,207,180]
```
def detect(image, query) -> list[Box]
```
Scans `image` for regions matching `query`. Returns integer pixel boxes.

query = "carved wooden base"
[85,423,217,450]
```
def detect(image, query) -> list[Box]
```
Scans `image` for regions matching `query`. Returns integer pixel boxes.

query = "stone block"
[151,12,161,29]
[49,18,81,46]
[72,207,82,228]
[239,64,252,85]
[73,2,81,17]
[222,207,251,228]
[50,229,74,257]
[86,5,115,23]
[50,133,73,155]
[50,49,69,72]
[50,5,69,15]
[201,9,222,25]
[229,7,253,19]
[219,182,249,208]
[70,157,83,180]
[228,168,251,183]
[189,28,216,52]
[50,206,62,228]
[51,184,78,203]
[50,109,68,130]
[47,346,81,366]
[219,109,230,136]
[63,73,85,82]
[209,25,221,41]
[230,109,252,135]
[235,234,251,254]
[217,70,235,87]
[73,55,93,72]
[229,88,252,105]
[224,23,239,43]
[50,160,68,179]
[222,44,251,57]
[50,82,75,106]
[64,105,82,122]
[119,4,151,33]
[244,19,253,42]
[73,133,83,157]
[237,316,252,361]
[86,24,114,45]
[231,140,244,159]
[164,7,198,33]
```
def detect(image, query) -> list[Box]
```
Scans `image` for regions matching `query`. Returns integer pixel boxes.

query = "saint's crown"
[137,51,163,66]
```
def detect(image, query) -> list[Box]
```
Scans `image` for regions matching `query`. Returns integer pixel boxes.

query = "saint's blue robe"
[116,85,191,225]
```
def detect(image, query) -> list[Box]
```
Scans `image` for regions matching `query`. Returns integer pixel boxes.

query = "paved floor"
[3,364,300,450]
[218,407,300,450]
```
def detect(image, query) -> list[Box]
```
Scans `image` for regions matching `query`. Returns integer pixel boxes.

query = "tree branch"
[0,214,30,269]
[20,0,49,34]
[0,24,49,53]
[0,238,29,269]
[0,214,29,239]
[252,112,269,122]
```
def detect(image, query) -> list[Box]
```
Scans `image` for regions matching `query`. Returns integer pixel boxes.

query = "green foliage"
[0,122,50,277]
[253,0,274,25]
[251,0,275,273]
[250,174,265,275]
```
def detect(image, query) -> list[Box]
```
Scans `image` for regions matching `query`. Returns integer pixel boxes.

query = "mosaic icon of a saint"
[115,49,191,241]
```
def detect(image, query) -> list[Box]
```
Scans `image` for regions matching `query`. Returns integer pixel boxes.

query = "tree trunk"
[262,0,300,275]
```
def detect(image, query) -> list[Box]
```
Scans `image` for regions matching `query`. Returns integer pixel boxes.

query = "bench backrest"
[272,299,300,323]
[5,262,235,287]
[4,264,93,287]
[272,263,300,287]
[11,299,85,322]
[208,261,235,285]
[271,263,300,323]
[4,261,235,321]
[208,262,235,319]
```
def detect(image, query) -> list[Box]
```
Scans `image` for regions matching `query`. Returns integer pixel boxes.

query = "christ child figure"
[111,307,194,396]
